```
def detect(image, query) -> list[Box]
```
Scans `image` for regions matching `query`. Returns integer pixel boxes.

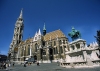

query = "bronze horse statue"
[68,27,81,41]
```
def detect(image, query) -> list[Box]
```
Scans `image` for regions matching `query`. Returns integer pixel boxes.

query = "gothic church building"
[8,9,69,63]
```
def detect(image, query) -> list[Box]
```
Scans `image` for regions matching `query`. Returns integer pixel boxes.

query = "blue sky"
[0,0,100,55]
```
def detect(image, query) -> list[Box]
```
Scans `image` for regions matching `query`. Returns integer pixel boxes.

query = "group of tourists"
[22,61,40,67]
[0,62,10,70]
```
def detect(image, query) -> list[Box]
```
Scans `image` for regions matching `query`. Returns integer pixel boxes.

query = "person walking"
[5,63,8,70]
[13,62,15,67]
[37,61,39,66]
[57,59,59,66]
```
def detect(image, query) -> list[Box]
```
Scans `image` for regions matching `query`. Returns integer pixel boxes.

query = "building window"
[35,37,37,40]
[43,41,45,46]
[71,45,74,50]
[35,43,38,52]
[43,50,46,55]
[60,46,63,53]
[59,40,62,45]
[63,40,65,44]
[76,44,80,49]
[54,41,56,46]
[54,48,56,54]
[39,35,41,39]
[28,46,30,55]
[21,49,23,56]
[17,27,19,32]
[56,47,58,54]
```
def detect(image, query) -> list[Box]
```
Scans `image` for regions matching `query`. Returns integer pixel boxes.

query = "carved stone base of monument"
[87,58,93,67]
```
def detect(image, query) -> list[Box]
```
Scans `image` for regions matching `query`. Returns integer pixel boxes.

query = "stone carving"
[65,47,68,52]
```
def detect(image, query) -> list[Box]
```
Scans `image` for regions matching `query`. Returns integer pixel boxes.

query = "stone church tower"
[9,9,24,61]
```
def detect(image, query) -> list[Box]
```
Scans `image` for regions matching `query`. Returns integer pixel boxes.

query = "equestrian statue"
[68,27,81,41]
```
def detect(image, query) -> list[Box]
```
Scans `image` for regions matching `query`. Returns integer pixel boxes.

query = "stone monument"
[60,27,100,68]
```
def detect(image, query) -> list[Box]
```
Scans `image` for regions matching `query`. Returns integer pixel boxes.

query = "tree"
[94,30,100,47]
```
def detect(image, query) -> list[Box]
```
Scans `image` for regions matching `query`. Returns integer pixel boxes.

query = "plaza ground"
[0,62,100,71]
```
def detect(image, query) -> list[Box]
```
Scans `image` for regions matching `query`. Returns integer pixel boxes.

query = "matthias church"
[8,9,69,63]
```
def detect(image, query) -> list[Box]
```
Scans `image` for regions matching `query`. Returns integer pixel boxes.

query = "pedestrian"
[13,62,15,67]
[6,63,8,70]
[24,63,26,67]
[37,61,39,66]
[57,59,59,66]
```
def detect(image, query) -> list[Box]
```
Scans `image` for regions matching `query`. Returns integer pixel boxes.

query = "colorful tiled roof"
[26,38,32,43]
[44,29,66,41]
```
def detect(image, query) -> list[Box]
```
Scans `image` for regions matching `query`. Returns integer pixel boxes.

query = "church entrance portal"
[49,48,53,62]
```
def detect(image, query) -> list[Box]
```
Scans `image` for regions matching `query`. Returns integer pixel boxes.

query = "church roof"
[44,29,66,41]
[26,38,32,43]
[20,41,24,45]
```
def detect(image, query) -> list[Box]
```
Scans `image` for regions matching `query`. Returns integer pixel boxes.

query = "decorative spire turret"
[43,23,46,30]
[43,22,46,36]
[38,28,41,35]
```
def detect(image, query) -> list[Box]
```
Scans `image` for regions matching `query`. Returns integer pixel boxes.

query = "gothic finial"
[38,28,41,35]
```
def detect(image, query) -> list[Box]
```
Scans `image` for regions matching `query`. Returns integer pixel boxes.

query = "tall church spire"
[43,22,46,36]
[43,23,46,30]
[19,8,23,19]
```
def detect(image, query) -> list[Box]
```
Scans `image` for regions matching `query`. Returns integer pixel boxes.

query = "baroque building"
[8,9,69,63]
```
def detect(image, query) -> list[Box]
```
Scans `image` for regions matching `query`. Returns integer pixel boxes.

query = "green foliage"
[94,30,100,46]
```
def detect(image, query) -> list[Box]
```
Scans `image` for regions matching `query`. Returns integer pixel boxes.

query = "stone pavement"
[0,63,100,71]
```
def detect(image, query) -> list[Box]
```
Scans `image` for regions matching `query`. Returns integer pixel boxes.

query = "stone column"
[30,47,32,56]
[73,44,77,51]
[37,46,41,62]
[17,48,19,61]
[47,47,50,63]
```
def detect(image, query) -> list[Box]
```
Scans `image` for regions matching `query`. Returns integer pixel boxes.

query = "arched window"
[76,44,80,49]
[54,48,56,54]
[43,50,46,55]
[54,41,56,46]
[59,40,62,45]
[60,46,63,53]
[17,27,19,32]
[56,47,58,54]
[35,43,38,52]
[71,45,74,50]
[63,40,65,44]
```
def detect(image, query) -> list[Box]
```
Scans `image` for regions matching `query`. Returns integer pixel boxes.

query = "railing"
[60,60,100,68]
